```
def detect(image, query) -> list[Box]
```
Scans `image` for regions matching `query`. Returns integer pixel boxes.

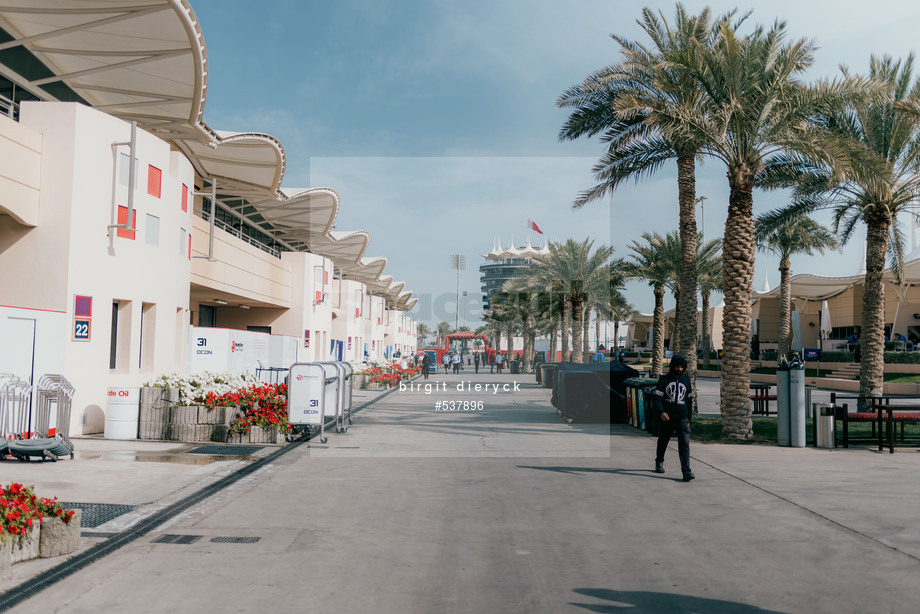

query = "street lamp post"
[695,195,708,238]
[450,254,466,331]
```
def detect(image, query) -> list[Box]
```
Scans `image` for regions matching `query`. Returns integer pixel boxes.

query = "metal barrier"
[1,376,33,439]
[34,374,75,440]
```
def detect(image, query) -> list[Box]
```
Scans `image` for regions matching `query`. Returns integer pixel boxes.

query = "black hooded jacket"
[652,355,693,421]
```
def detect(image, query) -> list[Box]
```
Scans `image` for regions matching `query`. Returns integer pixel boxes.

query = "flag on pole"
[527,218,543,234]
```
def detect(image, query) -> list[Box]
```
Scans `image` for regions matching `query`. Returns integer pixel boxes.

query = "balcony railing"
[0,93,19,121]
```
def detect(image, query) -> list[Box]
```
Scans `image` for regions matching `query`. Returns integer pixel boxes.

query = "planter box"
[1,541,10,581]
[140,387,241,442]
[229,426,285,445]
[40,509,82,558]
[10,523,40,563]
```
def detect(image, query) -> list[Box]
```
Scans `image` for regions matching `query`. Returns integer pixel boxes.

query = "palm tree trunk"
[701,291,711,369]
[778,257,792,361]
[859,216,889,407]
[571,297,584,363]
[720,175,756,441]
[549,325,557,363]
[522,316,533,372]
[560,303,569,363]
[595,318,601,355]
[506,322,514,360]
[672,290,681,352]
[613,321,620,354]
[582,306,590,362]
[676,154,699,383]
[652,285,666,378]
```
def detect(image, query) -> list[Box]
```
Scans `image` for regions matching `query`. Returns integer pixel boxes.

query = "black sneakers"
[655,461,664,474]
[682,471,695,482]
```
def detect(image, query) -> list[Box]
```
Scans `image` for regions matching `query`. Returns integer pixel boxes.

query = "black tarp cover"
[550,362,640,423]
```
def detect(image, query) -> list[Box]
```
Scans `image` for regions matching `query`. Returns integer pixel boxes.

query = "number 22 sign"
[73,319,91,341]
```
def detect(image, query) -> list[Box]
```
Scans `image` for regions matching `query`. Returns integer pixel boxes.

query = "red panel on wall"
[315,291,322,304]
[116,206,136,240]
[188,233,192,260]
[147,165,162,198]
[324,271,328,285]
[181,183,188,212]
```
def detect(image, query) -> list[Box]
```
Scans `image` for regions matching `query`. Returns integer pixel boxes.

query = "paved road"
[5,373,920,613]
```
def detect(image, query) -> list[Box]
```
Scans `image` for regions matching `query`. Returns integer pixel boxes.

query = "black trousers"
[656,417,691,473]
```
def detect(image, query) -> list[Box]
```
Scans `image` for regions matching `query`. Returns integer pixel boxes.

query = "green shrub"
[883,351,920,364]
[818,351,855,363]
[761,350,778,362]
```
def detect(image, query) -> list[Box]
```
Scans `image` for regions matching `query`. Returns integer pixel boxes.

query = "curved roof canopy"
[0,0,413,308]
[484,237,550,261]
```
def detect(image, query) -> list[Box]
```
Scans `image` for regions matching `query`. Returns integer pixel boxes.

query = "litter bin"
[510,360,521,374]
[814,403,836,448]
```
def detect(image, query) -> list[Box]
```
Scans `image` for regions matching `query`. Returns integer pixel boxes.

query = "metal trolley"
[320,361,354,433]
[288,363,336,444]
[34,374,75,441]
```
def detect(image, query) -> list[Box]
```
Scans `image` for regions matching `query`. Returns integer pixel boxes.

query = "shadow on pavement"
[517,465,682,480]
[570,588,784,613]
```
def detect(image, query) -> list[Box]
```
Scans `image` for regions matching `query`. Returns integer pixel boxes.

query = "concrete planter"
[229,426,285,445]
[40,509,82,558]
[10,523,40,563]
[1,541,10,581]
[139,387,238,442]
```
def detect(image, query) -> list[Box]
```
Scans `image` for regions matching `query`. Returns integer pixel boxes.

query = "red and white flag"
[527,218,543,234]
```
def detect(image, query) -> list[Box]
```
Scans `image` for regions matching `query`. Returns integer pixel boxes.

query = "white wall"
[11,102,194,434]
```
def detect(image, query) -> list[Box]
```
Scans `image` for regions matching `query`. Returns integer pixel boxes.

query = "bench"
[830,393,920,453]
[749,384,776,416]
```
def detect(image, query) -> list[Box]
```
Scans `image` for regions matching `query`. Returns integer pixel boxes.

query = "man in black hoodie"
[652,355,695,481]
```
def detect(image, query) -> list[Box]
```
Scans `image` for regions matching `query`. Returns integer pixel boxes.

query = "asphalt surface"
[2,372,920,613]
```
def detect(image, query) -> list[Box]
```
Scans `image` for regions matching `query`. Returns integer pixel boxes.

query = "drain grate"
[151,534,202,544]
[210,536,261,544]
[186,445,263,456]
[59,502,137,528]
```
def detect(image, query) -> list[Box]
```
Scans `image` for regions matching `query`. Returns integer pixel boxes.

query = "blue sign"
[73,318,91,341]
[804,348,820,360]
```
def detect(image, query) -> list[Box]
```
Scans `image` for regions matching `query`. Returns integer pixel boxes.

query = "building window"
[139,302,156,370]
[109,300,131,372]
[118,153,138,187]
[116,206,136,240]
[179,228,187,257]
[147,165,162,198]
[199,305,216,328]
[145,214,159,246]
[109,302,119,370]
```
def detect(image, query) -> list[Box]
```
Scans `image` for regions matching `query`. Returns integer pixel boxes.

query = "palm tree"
[528,239,614,363]
[623,232,673,377]
[755,214,838,362]
[587,259,628,359]
[436,321,452,349]
[416,323,432,348]
[661,20,869,439]
[504,279,541,372]
[764,55,920,403]
[697,238,723,370]
[558,5,744,384]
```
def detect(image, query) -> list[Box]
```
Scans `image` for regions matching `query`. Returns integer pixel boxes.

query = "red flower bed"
[196,383,292,435]
[1,482,75,545]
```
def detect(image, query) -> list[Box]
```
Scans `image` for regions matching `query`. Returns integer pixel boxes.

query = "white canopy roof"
[0,0,413,308]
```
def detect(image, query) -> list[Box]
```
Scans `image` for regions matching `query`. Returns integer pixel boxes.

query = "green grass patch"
[690,417,784,444]
[689,415,920,445]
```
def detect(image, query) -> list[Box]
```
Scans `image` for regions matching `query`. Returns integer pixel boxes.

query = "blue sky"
[192,0,920,324]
